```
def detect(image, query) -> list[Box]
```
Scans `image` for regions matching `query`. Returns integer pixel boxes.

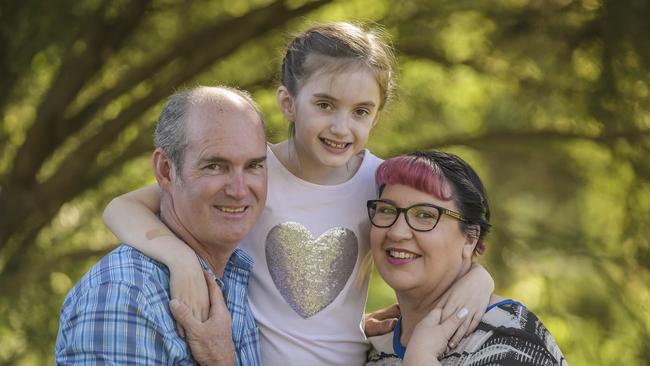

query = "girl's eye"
[316,101,332,110]
[354,108,371,117]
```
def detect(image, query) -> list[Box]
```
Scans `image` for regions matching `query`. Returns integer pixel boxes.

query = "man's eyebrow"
[198,155,229,164]
[248,156,267,164]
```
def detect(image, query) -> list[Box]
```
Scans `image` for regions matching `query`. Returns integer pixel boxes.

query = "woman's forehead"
[381,184,455,207]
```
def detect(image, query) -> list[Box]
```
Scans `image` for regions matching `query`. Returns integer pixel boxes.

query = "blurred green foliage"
[1,0,648,364]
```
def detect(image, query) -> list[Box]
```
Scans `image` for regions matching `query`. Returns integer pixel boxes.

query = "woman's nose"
[386,212,413,241]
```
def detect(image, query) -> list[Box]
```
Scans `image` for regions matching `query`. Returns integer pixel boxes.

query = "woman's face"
[370,184,474,298]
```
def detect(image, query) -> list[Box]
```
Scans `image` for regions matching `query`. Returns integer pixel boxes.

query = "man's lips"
[214,205,248,214]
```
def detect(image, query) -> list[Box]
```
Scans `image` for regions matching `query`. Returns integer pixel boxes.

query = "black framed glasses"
[367,199,467,232]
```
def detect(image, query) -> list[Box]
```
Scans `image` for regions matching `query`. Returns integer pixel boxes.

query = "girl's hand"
[438,263,493,348]
[169,251,210,338]
[403,308,468,366]
[363,303,400,337]
[170,272,234,366]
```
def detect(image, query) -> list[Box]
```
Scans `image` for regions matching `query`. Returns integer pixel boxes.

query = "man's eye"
[205,164,222,171]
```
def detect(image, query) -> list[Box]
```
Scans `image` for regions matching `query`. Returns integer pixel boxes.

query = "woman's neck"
[396,263,473,347]
[271,140,362,185]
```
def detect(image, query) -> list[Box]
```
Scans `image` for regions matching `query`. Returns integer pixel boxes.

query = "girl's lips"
[320,137,351,154]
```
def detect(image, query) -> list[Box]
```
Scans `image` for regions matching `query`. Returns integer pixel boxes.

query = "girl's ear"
[462,225,480,259]
[276,86,296,122]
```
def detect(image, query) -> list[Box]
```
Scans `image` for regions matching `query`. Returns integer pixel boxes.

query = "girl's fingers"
[374,303,401,320]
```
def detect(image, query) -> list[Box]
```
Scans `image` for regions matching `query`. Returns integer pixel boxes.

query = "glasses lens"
[406,205,440,231]
[370,201,398,227]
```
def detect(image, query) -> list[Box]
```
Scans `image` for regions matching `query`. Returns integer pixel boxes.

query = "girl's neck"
[271,140,363,185]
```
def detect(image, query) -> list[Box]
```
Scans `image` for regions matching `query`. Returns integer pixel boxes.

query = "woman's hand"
[437,263,493,348]
[170,271,234,366]
[168,249,210,338]
[403,308,468,366]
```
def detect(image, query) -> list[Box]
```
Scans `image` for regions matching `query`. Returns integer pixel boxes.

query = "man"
[55,86,267,365]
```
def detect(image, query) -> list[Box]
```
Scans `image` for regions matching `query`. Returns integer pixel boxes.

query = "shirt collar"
[195,248,253,287]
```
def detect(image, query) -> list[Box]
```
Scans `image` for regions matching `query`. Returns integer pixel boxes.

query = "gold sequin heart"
[265,222,358,318]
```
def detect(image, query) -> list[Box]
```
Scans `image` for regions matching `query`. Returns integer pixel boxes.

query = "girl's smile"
[275,66,381,184]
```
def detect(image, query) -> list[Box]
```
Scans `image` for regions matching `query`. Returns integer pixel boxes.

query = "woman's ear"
[276,86,295,122]
[462,225,480,259]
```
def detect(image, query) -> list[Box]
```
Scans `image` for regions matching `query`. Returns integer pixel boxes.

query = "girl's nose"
[329,113,349,136]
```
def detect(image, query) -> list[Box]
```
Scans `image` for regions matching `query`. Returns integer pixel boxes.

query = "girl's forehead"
[299,67,380,102]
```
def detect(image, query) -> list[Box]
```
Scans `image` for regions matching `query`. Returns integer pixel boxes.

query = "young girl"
[103,22,493,365]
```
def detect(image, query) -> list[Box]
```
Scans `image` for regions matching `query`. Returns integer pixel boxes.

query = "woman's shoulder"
[442,300,569,366]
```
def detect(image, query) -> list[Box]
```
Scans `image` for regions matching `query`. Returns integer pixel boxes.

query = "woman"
[365,151,568,365]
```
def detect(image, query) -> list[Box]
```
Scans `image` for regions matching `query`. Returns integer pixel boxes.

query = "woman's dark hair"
[375,150,491,254]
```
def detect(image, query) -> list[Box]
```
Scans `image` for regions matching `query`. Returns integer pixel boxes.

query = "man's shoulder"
[64,245,170,302]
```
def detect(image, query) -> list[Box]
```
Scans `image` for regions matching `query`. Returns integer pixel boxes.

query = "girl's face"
[370,184,475,298]
[279,67,381,171]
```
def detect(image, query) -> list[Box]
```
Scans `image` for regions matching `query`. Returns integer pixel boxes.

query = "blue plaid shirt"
[55,245,261,365]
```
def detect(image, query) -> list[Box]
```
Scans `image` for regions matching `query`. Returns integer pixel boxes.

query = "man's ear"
[276,86,295,122]
[462,225,480,259]
[153,148,176,192]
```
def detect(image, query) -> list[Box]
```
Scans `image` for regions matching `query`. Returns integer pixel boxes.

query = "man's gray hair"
[154,86,265,173]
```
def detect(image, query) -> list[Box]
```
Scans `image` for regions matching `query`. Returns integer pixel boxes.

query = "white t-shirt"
[240,146,383,366]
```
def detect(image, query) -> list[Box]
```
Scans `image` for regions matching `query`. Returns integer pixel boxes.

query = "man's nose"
[224,171,247,199]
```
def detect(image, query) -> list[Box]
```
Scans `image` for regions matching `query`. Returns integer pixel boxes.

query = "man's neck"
[159,197,231,277]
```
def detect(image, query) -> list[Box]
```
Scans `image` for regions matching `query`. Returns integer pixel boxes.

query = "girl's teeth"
[388,250,418,259]
[322,139,347,149]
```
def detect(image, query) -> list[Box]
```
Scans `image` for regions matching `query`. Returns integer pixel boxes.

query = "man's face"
[169,97,267,251]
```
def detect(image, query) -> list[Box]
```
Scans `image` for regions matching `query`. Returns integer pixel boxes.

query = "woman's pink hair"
[375,156,452,202]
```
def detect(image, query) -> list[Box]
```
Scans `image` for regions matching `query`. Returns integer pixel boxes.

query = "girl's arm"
[103,185,210,331]
[437,263,494,348]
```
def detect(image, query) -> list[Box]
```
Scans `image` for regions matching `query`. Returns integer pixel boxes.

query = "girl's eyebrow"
[312,93,377,107]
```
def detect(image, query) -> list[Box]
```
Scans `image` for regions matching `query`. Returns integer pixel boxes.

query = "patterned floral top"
[366,300,568,366]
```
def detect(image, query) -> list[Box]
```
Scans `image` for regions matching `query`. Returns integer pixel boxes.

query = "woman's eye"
[414,210,436,219]
[377,206,397,215]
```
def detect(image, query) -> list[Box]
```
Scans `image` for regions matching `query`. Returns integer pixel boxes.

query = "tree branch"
[6,0,151,188]
[388,128,650,156]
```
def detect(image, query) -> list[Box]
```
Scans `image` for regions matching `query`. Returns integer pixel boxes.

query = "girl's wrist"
[158,238,197,269]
